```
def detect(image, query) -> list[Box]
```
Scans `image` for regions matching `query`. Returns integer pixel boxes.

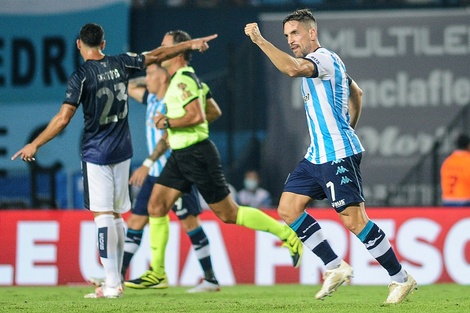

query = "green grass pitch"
[0,284,469,313]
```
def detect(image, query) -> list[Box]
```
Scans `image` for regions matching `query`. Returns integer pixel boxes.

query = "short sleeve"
[63,70,85,107]
[305,49,334,80]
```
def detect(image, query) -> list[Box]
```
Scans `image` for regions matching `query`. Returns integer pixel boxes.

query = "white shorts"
[82,159,131,214]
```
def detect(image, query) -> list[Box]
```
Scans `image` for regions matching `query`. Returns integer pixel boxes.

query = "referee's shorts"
[157,139,230,205]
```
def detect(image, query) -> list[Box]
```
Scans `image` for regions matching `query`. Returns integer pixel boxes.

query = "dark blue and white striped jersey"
[64,54,145,165]
[301,47,364,164]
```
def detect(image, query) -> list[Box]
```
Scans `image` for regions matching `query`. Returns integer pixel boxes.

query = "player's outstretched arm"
[128,77,147,103]
[11,104,77,162]
[143,34,218,67]
[244,23,313,78]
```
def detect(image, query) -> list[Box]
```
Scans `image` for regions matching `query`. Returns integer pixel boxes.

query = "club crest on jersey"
[178,83,193,100]
[303,93,310,102]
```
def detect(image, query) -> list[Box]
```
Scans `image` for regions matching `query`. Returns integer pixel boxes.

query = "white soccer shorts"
[83,159,131,214]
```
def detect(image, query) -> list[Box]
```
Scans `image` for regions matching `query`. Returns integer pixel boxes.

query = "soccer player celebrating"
[245,9,417,304]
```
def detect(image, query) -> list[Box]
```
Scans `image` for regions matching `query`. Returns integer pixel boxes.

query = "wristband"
[163,118,171,129]
[142,158,154,168]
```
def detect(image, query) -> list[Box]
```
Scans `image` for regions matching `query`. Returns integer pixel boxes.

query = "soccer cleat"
[281,229,303,268]
[124,270,169,289]
[84,284,123,298]
[315,260,353,300]
[384,273,417,304]
[187,279,221,293]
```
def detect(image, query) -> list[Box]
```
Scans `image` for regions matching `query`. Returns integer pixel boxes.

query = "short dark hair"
[166,30,192,62]
[456,133,470,150]
[79,23,104,48]
[283,8,317,27]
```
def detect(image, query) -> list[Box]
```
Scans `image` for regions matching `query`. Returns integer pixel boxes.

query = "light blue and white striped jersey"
[143,91,171,177]
[301,47,364,164]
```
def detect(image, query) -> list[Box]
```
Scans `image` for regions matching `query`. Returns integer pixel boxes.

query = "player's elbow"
[191,113,206,126]
[350,80,363,98]
[284,66,308,78]
[213,110,222,120]
[59,116,71,129]
[56,116,71,130]
[284,69,299,78]
[355,86,363,97]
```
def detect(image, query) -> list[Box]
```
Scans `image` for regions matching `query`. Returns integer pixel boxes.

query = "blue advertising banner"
[0,1,130,104]
[0,1,132,208]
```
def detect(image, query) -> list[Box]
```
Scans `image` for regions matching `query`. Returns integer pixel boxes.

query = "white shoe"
[384,273,417,304]
[315,260,353,300]
[187,280,221,293]
[84,283,123,298]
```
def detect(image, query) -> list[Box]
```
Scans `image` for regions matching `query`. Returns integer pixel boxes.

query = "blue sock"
[188,226,217,283]
[122,228,143,278]
[291,212,339,268]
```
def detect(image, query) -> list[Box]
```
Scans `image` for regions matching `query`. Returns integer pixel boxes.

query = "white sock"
[390,269,408,283]
[114,217,125,280]
[325,257,342,270]
[94,214,120,287]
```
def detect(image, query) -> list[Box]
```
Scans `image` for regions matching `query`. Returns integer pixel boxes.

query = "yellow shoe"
[124,270,168,289]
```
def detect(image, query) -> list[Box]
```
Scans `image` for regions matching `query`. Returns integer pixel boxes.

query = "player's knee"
[277,205,290,223]
[209,197,238,224]
[148,202,168,217]
[339,203,366,234]
[180,221,192,232]
[344,222,357,233]
[218,211,237,224]
[341,218,365,235]
[147,203,157,215]
[180,215,200,232]
[127,214,148,229]
[212,206,237,224]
